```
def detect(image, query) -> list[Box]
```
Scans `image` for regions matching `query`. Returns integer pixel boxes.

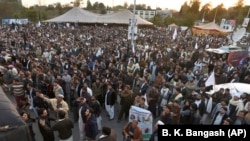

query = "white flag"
[205,71,215,87]
[172,28,177,40]
[194,42,198,49]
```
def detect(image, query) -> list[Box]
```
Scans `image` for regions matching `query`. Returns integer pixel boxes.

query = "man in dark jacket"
[85,108,98,141]
[39,110,74,141]
[104,83,116,120]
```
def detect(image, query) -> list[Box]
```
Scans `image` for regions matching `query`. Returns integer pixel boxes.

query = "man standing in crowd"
[39,110,74,141]
[105,83,116,120]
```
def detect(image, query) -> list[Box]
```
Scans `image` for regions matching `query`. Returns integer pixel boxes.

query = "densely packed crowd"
[0,22,250,141]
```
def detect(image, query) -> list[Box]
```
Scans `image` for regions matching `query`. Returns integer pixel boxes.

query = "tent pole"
[131,0,136,54]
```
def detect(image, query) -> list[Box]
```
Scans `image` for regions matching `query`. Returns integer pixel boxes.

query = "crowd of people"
[0,22,250,141]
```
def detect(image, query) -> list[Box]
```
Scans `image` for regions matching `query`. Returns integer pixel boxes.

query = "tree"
[234,0,244,7]
[179,2,190,16]
[147,6,151,10]
[123,2,128,9]
[156,7,162,10]
[86,0,92,10]
[200,3,211,21]
[72,0,83,7]
[188,0,201,15]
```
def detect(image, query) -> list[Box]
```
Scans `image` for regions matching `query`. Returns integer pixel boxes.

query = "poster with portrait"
[129,106,153,140]
[242,18,250,27]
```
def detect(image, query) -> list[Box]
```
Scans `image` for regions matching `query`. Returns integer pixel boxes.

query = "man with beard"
[117,85,134,122]
[39,110,74,141]
[85,108,98,141]
[92,78,104,106]
[38,108,55,141]
[147,86,159,117]
[185,77,196,95]
[104,83,116,120]
[193,92,206,124]
[228,93,244,122]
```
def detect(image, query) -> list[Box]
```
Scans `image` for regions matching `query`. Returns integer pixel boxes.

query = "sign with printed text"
[242,18,250,27]
[129,106,153,140]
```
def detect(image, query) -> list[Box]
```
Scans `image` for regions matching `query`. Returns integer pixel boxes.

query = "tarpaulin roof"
[0,88,32,141]
[96,10,153,25]
[192,21,233,36]
[43,7,153,25]
[43,7,99,23]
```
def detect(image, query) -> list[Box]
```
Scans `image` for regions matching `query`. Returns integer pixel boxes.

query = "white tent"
[97,10,153,25]
[43,8,153,25]
[43,7,99,23]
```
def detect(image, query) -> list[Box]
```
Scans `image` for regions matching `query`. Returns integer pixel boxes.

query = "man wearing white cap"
[38,93,69,120]
[228,92,244,121]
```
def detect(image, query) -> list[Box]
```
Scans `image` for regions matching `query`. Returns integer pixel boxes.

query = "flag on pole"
[194,42,198,49]
[205,71,215,87]
[132,44,135,53]
[172,28,177,40]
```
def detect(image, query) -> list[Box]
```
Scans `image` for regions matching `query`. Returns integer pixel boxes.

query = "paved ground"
[1,86,132,141]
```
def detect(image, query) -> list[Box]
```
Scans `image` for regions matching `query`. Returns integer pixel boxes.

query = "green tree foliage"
[91,2,107,14]
[123,2,128,9]
[72,0,83,7]
[25,8,39,22]
[86,0,93,10]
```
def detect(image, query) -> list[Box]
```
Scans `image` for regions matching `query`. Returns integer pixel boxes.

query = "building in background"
[134,9,172,20]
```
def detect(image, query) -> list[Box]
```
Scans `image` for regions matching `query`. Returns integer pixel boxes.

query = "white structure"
[134,9,172,20]
[134,10,156,20]
[220,18,236,31]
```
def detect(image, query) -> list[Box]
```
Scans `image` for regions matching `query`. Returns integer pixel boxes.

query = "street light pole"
[131,0,136,53]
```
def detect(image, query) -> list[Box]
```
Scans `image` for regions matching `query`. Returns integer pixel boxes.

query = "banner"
[129,106,153,140]
[2,19,28,25]
[213,83,250,96]
[242,18,250,27]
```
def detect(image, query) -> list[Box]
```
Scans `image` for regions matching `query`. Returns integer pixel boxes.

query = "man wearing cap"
[38,93,69,120]
[228,93,244,121]
[149,120,164,141]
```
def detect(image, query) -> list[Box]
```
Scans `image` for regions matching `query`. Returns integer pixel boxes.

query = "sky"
[22,0,250,11]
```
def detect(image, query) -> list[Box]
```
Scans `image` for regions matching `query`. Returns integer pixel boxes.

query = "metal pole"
[213,7,218,23]
[131,0,136,53]
[202,10,205,22]
[38,0,41,21]
[247,7,250,18]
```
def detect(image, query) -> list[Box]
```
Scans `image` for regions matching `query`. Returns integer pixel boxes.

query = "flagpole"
[131,0,136,53]
[247,7,250,18]
[213,7,218,23]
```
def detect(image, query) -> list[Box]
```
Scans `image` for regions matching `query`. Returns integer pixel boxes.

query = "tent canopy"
[0,87,32,141]
[168,23,178,27]
[192,21,233,36]
[43,7,153,25]
[44,7,99,23]
[97,10,153,25]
